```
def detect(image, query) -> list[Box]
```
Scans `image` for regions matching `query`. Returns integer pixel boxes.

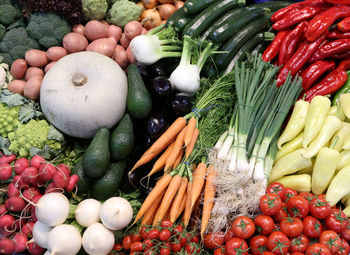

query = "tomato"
[159,229,171,241]
[130,241,143,252]
[309,197,332,219]
[290,253,305,255]
[259,193,282,216]
[139,226,149,240]
[306,243,331,255]
[299,192,315,203]
[148,229,160,239]
[340,225,350,242]
[160,247,171,255]
[274,202,289,222]
[338,238,350,255]
[161,220,173,228]
[214,247,225,255]
[185,243,200,254]
[262,252,275,255]
[225,237,249,255]
[250,235,268,255]
[319,230,343,254]
[204,232,225,250]
[325,209,349,233]
[267,231,290,255]
[287,196,309,218]
[171,241,182,252]
[303,216,323,239]
[254,215,274,235]
[225,229,236,242]
[290,234,309,253]
[173,225,184,235]
[280,217,303,237]
[131,233,142,242]
[122,235,132,250]
[178,235,188,247]
[267,182,286,198]
[232,216,255,239]
[190,235,199,243]
[113,244,122,251]
[143,239,153,249]
[282,187,298,202]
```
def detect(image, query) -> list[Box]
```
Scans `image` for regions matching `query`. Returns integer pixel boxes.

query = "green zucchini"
[174,15,194,33]
[209,7,265,44]
[215,17,269,71]
[251,42,267,56]
[183,0,220,15]
[182,0,240,38]
[247,1,293,12]
[165,7,185,27]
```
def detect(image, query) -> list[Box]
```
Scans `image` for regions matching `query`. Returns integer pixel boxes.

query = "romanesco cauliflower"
[0,103,19,138]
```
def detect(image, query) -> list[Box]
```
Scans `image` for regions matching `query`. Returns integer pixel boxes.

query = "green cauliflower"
[26,12,71,49]
[0,104,19,138]
[82,0,108,21]
[0,0,21,26]
[107,0,142,27]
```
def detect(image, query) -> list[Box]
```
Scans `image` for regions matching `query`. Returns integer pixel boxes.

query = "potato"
[107,25,122,42]
[73,24,85,35]
[141,28,148,35]
[25,67,44,81]
[84,20,108,41]
[63,32,89,53]
[86,38,116,58]
[24,76,43,100]
[46,47,67,61]
[126,47,136,64]
[113,45,128,68]
[124,21,143,40]
[10,59,27,79]
[44,62,56,73]
[25,50,49,67]
[8,80,26,95]
[120,34,130,49]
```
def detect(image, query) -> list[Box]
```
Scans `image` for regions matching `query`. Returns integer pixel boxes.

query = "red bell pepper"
[262,30,289,63]
[338,17,350,32]
[309,38,350,62]
[324,0,350,4]
[301,60,335,91]
[305,5,350,42]
[328,29,350,39]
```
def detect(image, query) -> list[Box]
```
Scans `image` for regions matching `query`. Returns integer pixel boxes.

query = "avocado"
[71,159,92,194]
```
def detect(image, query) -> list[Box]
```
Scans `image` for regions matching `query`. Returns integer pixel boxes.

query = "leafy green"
[0,136,11,155]
[0,89,26,107]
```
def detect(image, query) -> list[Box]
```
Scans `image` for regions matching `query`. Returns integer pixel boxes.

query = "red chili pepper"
[301,60,335,91]
[309,38,350,62]
[276,33,327,87]
[272,3,331,31]
[305,5,350,42]
[338,58,350,71]
[278,21,308,66]
[324,0,350,4]
[334,51,350,59]
[262,31,289,62]
[338,17,350,32]
[328,29,350,39]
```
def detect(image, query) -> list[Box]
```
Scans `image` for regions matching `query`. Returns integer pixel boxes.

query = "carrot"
[152,174,183,225]
[184,117,196,147]
[183,181,193,227]
[172,148,184,170]
[185,128,199,159]
[133,174,173,223]
[190,162,207,210]
[164,126,187,172]
[175,192,187,221]
[169,177,188,222]
[148,142,175,177]
[201,166,216,237]
[130,147,157,172]
[141,189,165,226]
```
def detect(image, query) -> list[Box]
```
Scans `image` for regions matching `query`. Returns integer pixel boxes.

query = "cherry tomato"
[250,235,268,255]
[299,192,315,203]
[160,247,171,255]
[148,229,160,239]
[259,193,282,216]
[225,238,249,255]
[287,196,309,218]
[267,231,290,255]
[122,235,132,250]
[225,229,236,242]
[190,235,199,243]
[267,182,286,198]
[232,216,255,239]
[282,187,298,202]
[204,232,225,250]
[290,234,309,253]
[113,244,122,251]
[171,241,182,252]
[274,202,289,222]
[185,243,200,254]
[306,243,331,255]
[178,235,188,247]
[280,217,303,237]
[320,230,343,254]
[161,220,173,228]
[303,216,323,239]
[309,197,332,219]
[214,247,225,255]
[291,253,305,255]
[130,241,143,252]
[173,225,184,235]
[325,209,349,233]
[131,233,142,242]
[159,229,171,241]
[340,225,350,242]
[143,239,153,249]
[262,252,275,255]
[254,215,274,235]
[139,226,149,240]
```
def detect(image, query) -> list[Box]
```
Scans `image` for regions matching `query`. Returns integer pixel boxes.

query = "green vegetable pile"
[107,0,142,27]
[82,0,108,21]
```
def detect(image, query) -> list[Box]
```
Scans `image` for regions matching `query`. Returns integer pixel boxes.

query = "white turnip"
[33,221,52,248]
[47,224,82,255]
[100,197,133,231]
[14,158,29,175]
[13,233,28,252]
[82,223,114,255]
[75,199,101,227]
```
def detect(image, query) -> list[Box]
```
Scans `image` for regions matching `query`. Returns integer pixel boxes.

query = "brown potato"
[73,24,85,35]
[46,47,67,61]
[23,76,43,100]
[44,62,56,73]
[8,80,26,95]
[25,67,44,81]
[120,33,130,49]
[107,25,122,42]
[63,32,89,53]
[84,20,108,41]
[113,45,129,68]
[124,21,143,40]
[10,59,27,79]
[25,50,49,67]
[86,38,116,58]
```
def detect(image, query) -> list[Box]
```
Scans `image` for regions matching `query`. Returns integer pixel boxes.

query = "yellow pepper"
[343,205,350,217]
[275,174,311,192]
[297,159,315,175]
[340,93,350,119]
[302,116,341,158]
[311,147,340,195]
[326,164,350,206]
[342,194,350,206]
[343,136,350,150]
[269,148,312,182]
[330,122,350,152]
[276,132,303,161]
[277,100,309,149]
[328,105,346,121]
[336,150,350,171]
[303,96,331,148]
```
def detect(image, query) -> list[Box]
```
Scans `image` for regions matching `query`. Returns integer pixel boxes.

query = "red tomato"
[319,230,343,254]
[290,234,309,253]
[159,229,171,241]
[143,239,153,249]
[225,238,249,255]
[113,244,122,251]
[267,182,286,198]
[299,192,315,203]
[287,196,309,218]
[259,193,282,216]
[148,229,160,239]
[306,243,331,255]
[160,247,171,255]
[173,225,184,235]
[171,241,182,252]
[250,235,268,255]
[325,209,349,233]
[214,247,225,255]
[309,197,332,219]
[338,238,350,255]
[274,202,289,222]
[225,229,236,242]
[185,243,200,254]
[282,187,298,202]
[122,235,132,250]
[267,231,290,255]
[190,235,199,243]
[232,216,255,239]
[291,253,305,255]
[280,217,303,237]
[130,241,143,252]
[161,220,173,228]
[178,235,188,247]
[340,225,350,242]
[303,216,323,239]
[203,232,225,250]
[139,226,149,240]
[131,233,142,242]
[262,252,275,255]
[254,215,274,235]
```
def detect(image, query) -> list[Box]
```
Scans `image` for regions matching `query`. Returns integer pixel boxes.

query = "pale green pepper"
[343,205,350,217]
[303,96,331,148]
[326,164,350,206]
[343,136,350,150]
[340,93,350,119]
[275,174,311,192]
[276,132,303,161]
[328,105,345,121]
[341,194,350,206]
[297,159,315,175]
[330,122,350,152]
[337,150,350,171]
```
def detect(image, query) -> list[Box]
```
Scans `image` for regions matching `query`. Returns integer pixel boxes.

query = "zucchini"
[184,0,220,15]
[183,0,240,38]
[174,15,194,33]
[215,17,269,71]
[209,7,265,44]
[166,7,185,27]
[247,1,293,12]
[251,42,267,56]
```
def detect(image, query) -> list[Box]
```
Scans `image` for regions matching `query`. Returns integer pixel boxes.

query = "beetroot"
[21,167,38,185]
[7,183,20,197]
[38,163,56,181]
[30,155,46,169]
[0,238,15,254]
[14,158,29,175]
[0,154,16,164]
[0,163,13,181]
[5,196,26,212]
[27,242,45,255]
[21,221,34,235]
[12,233,28,252]
[66,174,80,192]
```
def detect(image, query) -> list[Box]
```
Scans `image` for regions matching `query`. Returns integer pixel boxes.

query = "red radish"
[38,163,56,181]
[14,158,29,175]
[30,155,46,169]
[0,238,15,254]
[5,196,26,212]
[23,187,41,201]
[53,169,69,188]
[57,164,71,175]
[22,221,34,235]
[12,233,28,252]
[34,176,47,187]
[0,163,13,181]
[13,175,29,188]
[0,154,16,164]
[0,204,7,215]
[7,183,20,197]
[21,167,38,185]
[28,242,45,255]
[65,174,80,192]
[0,214,15,232]
[13,218,26,232]
[29,195,43,220]
[45,182,59,193]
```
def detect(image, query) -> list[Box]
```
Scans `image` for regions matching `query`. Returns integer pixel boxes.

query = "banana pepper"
[276,132,303,161]
[275,174,311,193]
[343,136,350,150]
[330,122,350,151]
[327,105,345,121]
[340,93,350,119]
[337,150,350,170]
[326,164,350,206]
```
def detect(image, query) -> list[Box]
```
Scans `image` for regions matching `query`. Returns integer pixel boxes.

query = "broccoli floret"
[0,104,19,138]
[0,24,5,41]
[26,12,71,49]
[0,1,21,26]
[107,0,142,27]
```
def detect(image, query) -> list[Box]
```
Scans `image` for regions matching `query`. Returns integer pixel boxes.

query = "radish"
[14,157,29,175]
[22,221,35,235]
[47,224,82,255]
[66,174,80,192]
[53,169,69,188]
[75,199,101,227]
[0,238,15,254]
[21,167,38,185]
[7,183,20,197]
[13,232,28,252]
[28,242,45,255]
[13,175,29,188]
[57,163,71,175]
[5,196,26,212]
[35,193,70,226]
[33,221,52,248]
[0,154,16,164]
[45,182,59,193]
[82,223,114,255]
[38,163,56,181]
[0,204,7,214]
[0,163,13,180]
[100,197,133,230]
[0,214,15,232]
[30,155,46,169]
[23,187,41,201]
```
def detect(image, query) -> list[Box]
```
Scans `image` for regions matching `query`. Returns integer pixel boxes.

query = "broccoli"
[107,0,142,27]
[26,12,72,49]
[0,27,40,65]
[0,0,21,26]
[0,24,5,41]
[0,104,19,138]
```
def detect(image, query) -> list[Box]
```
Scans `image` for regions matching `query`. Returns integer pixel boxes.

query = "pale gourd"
[40,51,128,138]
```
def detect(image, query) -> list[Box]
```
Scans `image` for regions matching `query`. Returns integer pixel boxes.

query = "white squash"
[40,51,128,138]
